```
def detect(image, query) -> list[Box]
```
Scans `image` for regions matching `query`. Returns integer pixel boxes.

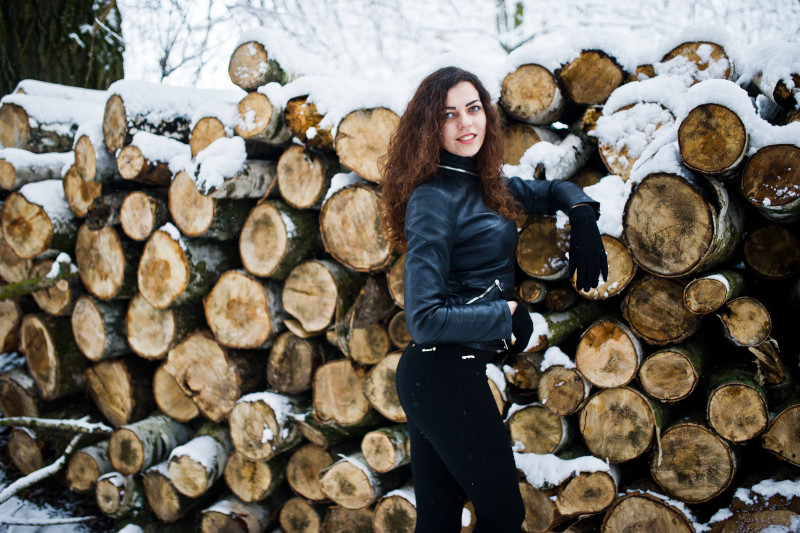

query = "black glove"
[568,204,608,292]
[507,298,533,356]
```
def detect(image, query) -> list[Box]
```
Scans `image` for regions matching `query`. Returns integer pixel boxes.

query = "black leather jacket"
[403,151,599,351]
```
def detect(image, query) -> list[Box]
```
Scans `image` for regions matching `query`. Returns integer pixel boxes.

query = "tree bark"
[296,406,371,449]
[575,318,643,388]
[679,103,748,175]
[95,472,148,521]
[525,301,603,352]
[66,440,112,493]
[621,275,700,345]
[538,365,590,416]
[228,40,293,91]
[518,480,561,533]
[638,339,709,402]
[507,403,571,454]
[285,443,335,502]
[141,460,221,523]
[1,187,77,259]
[601,490,695,533]
[276,144,340,210]
[284,96,334,151]
[200,494,281,533]
[313,359,383,428]
[557,50,624,105]
[266,331,326,395]
[501,64,564,125]
[741,144,800,221]
[361,424,410,473]
[168,422,233,498]
[363,353,406,423]
[119,190,170,242]
[706,366,769,443]
[0,148,72,191]
[319,452,407,510]
[75,224,139,300]
[152,362,200,423]
[319,183,393,272]
[683,269,745,314]
[743,224,800,280]
[239,199,322,280]
[73,129,117,183]
[83,357,155,428]
[0,364,43,417]
[334,108,398,184]
[116,144,174,186]
[0,97,98,153]
[71,296,128,361]
[228,390,307,462]
[223,451,287,503]
[108,412,194,475]
[21,314,85,401]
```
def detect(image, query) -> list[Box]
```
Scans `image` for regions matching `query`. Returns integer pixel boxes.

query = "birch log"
[108,412,194,475]
[168,422,233,498]
[0,148,72,191]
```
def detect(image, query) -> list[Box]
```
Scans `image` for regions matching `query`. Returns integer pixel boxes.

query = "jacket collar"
[439,150,479,176]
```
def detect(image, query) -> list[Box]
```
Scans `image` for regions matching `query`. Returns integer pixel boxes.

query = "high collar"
[439,150,479,174]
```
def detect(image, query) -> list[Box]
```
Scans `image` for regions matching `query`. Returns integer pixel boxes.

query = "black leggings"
[396,342,525,533]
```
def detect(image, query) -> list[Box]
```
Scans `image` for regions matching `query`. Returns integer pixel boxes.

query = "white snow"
[514,451,609,488]
[485,363,507,401]
[237,391,297,428]
[45,253,78,278]
[384,487,416,507]
[18,180,74,224]
[323,172,368,204]
[191,99,242,134]
[236,26,336,79]
[12,80,106,103]
[194,136,248,193]
[0,93,103,129]
[525,312,549,351]
[130,131,191,165]
[540,346,575,371]
[504,134,590,182]
[169,435,223,472]
[0,148,74,175]
[158,222,187,252]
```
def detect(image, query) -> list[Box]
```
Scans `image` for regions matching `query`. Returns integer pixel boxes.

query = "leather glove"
[507,298,533,356]
[568,204,608,292]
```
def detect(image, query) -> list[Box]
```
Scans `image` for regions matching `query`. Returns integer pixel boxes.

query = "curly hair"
[380,66,521,250]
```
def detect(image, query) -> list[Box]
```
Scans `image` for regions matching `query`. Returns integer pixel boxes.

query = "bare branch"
[0,434,83,505]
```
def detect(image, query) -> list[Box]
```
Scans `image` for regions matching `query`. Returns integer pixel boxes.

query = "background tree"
[0,0,124,95]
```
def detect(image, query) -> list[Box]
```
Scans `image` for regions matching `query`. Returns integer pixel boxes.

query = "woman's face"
[440,81,486,158]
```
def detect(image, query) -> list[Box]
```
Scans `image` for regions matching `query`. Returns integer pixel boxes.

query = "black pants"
[396,342,525,532]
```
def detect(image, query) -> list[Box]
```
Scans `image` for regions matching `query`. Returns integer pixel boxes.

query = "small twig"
[0,434,83,505]
[0,515,95,526]
[0,415,112,435]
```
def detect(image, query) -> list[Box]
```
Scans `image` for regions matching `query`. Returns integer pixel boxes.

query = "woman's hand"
[508,300,518,315]
[507,298,532,356]
[568,204,609,291]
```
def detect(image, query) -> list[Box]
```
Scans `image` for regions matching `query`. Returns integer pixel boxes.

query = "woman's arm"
[505,176,599,216]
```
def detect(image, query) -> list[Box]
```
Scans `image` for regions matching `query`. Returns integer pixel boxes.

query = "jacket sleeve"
[505,176,600,217]
[403,185,512,345]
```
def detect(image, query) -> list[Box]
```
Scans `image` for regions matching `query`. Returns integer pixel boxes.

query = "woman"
[381,66,607,532]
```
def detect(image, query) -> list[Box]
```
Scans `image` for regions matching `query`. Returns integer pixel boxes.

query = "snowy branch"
[0,416,113,435]
[0,515,96,526]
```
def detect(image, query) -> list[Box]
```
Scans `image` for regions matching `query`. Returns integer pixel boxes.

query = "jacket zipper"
[465,279,502,304]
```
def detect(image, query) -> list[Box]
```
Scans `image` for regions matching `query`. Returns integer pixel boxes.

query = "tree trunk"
[71,296,128,361]
[83,357,155,428]
[557,50,624,105]
[66,440,112,493]
[239,199,322,280]
[334,107,398,184]
[63,163,103,218]
[141,460,220,523]
[137,227,238,309]
[200,495,280,533]
[517,216,569,280]
[555,470,618,518]
[500,64,564,125]
[373,487,416,533]
[285,443,335,502]
[579,386,666,463]
[223,451,287,503]
[279,496,326,533]
[743,224,800,280]
[266,331,326,395]
[650,419,738,503]
[108,412,194,475]
[319,452,407,510]
[234,91,291,149]
[575,318,643,388]
[574,235,636,299]
[518,480,561,533]
[74,127,117,183]
[538,365,590,416]
[363,353,406,423]
[623,173,744,277]
[116,140,182,186]
[228,40,293,91]
[284,96,334,151]
[276,144,340,210]
[621,275,700,345]
[0,148,72,190]
[706,366,769,443]
[1,186,77,259]
[204,270,284,349]
[683,269,746,314]
[387,311,411,350]
[638,339,709,402]
[319,183,393,272]
[0,364,43,417]
[313,358,383,428]
[168,422,233,498]
[679,103,748,175]
[361,425,410,473]
[20,314,85,400]
[0,97,99,153]
[95,472,148,521]
[741,144,800,221]
[601,490,695,533]
[152,362,200,423]
[525,301,603,352]
[119,190,170,242]
[716,296,772,347]
[507,403,571,454]
[282,259,364,335]
[126,293,202,361]
[228,390,307,461]
[75,224,139,300]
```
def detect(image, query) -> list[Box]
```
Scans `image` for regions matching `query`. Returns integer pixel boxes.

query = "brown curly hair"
[380,66,521,250]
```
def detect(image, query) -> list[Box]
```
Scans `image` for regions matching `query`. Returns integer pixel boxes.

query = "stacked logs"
[0,32,799,533]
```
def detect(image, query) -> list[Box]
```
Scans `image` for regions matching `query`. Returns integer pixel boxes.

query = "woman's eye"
[444,112,454,119]
[469,105,482,112]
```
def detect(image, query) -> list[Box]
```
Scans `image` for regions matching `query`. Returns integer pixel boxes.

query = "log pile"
[0,31,799,533]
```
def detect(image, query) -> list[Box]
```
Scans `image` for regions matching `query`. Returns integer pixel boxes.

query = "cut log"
[117,132,189,186]
[108,412,195,475]
[296,406,370,449]
[716,296,771,347]
[119,190,170,242]
[279,496,326,533]
[313,358,383,428]
[335,276,396,364]
[387,311,411,350]
[194,156,279,200]
[167,171,254,240]
[126,293,201,361]
[200,495,280,533]
[575,318,643,388]
[228,390,307,462]
[555,470,618,518]
[282,259,364,335]
[66,440,112,493]
[762,382,800,466]
[679,103,748,175]
[190,116,227,157]
[638,339,710,402]
[164,331,261,423]
[525,301,603,352]
[507,403,571,454]
[579,386,665,462]
[544,285,578,312]
[234,91,291,149]
[601,490,695,532]
[373,486,416,533]
[322,506,374,533]
[141,460,219,523]
[502,351,545,393]
[623,173,744,277]
[517,216,569,280]
[363,353,406,423]
[73,125,117,183]
[224,452,287,503]
[0,298,22,352]
[572,235,637,299]
[85,191,129,230]
[500,64,564,125]
[204,270,284,349]
[361,425,410,473]
[743,224,800,280]
[320,452,406,510]
[276,144,340,210]
[20,314,85,400]
[706,366,769,443]
[152,363,200,423]
[0,365,43,417]
[284,96,334,151]
[0,95,100,153]
[84,357,155,427]
[538,365,590,416]
[1,184,77,259]
[228,40,294,90]
[239,199,322,280]
[75,224,139,301]
[557,50,624,105]
[137,226,238,309]
[285,443,335,502]
[0,235,32,283]
[7,427,45,474]
[95,472,148,521]
[62,163,102,218]
[660,41,734,84]
[0,148,73,191]
[333,107,398,184]
[650,419,738,503]
[29,256,78,316]
[683,269,745,314]
[168,422,233,498]
[386,253,405,308]
[621,275,700,345]
[741,144,800,221]
[266,331,326,395]
[319,183,393,272]
[518,480,561,533]
[71,296,128,361]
